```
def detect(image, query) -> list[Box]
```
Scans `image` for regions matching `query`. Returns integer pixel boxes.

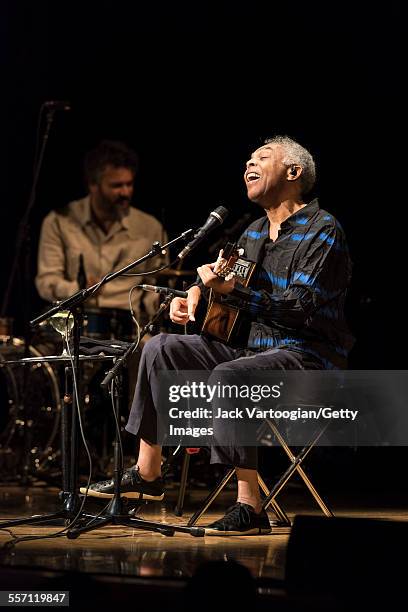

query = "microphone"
[138,284,188,299]
[44,100,71,111]
[177,205,229,260]
[208,212,252,256]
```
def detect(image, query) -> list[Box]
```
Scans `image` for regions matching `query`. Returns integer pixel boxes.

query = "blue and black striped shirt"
[229,199,354,369]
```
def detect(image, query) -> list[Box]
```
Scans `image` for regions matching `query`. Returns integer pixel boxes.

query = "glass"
[48,310,74,356]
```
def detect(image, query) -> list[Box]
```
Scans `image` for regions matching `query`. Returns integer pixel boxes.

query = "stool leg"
[174,451,191,517]
[258,474,291,526]
[260,449,311,511]
[266,420,334,517]
[187,470,293,527]
[187,468,235,526]
[295,466,334,517]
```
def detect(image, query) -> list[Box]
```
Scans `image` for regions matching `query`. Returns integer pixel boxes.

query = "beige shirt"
[35,196,168,316]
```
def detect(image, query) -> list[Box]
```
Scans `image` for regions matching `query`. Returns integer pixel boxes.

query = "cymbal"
[5,354,116,365]
[157,268,197,277]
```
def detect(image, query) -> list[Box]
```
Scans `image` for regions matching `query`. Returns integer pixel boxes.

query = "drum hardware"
[1,104,66,487]
[0,350,118,531]
[0,342,130,482]
[31,323,119,478]
[66,294,203,538]
[0,228,206,540]
[0,342,61,482]
[82,307,136,341]
[30,318,134,478]
[156,269,196,300]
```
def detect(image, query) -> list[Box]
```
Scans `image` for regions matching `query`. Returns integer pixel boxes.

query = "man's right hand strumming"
[169,285,201,325]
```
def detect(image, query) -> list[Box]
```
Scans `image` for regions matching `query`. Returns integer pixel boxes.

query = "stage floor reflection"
[1,483,407,581]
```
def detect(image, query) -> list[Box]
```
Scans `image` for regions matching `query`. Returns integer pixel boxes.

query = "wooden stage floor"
[1,481,407,582]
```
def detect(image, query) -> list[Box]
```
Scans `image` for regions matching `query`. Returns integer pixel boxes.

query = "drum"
[83,307,136,341]
[3,348,123,479]
[0,339,61,478]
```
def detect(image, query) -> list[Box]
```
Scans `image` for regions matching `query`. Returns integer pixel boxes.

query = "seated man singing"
[81,135,354,535]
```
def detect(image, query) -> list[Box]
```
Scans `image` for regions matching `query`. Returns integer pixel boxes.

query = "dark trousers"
[126,333,322,469]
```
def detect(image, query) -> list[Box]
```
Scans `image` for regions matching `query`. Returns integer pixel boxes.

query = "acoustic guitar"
[201,242,256,343]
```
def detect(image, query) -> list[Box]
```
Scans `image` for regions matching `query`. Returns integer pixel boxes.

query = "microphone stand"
[66,293,185,539]
[5,229,205,539]
[1,105,58,485]
[99,294,174,391]
[29,231,194,327]
[1,106,56,318]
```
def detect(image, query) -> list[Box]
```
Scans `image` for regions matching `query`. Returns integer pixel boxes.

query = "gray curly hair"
[264,135,316,195]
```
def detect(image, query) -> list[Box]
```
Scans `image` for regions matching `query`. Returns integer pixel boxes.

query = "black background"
[1,0,406,494]
[1,1,404,365]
